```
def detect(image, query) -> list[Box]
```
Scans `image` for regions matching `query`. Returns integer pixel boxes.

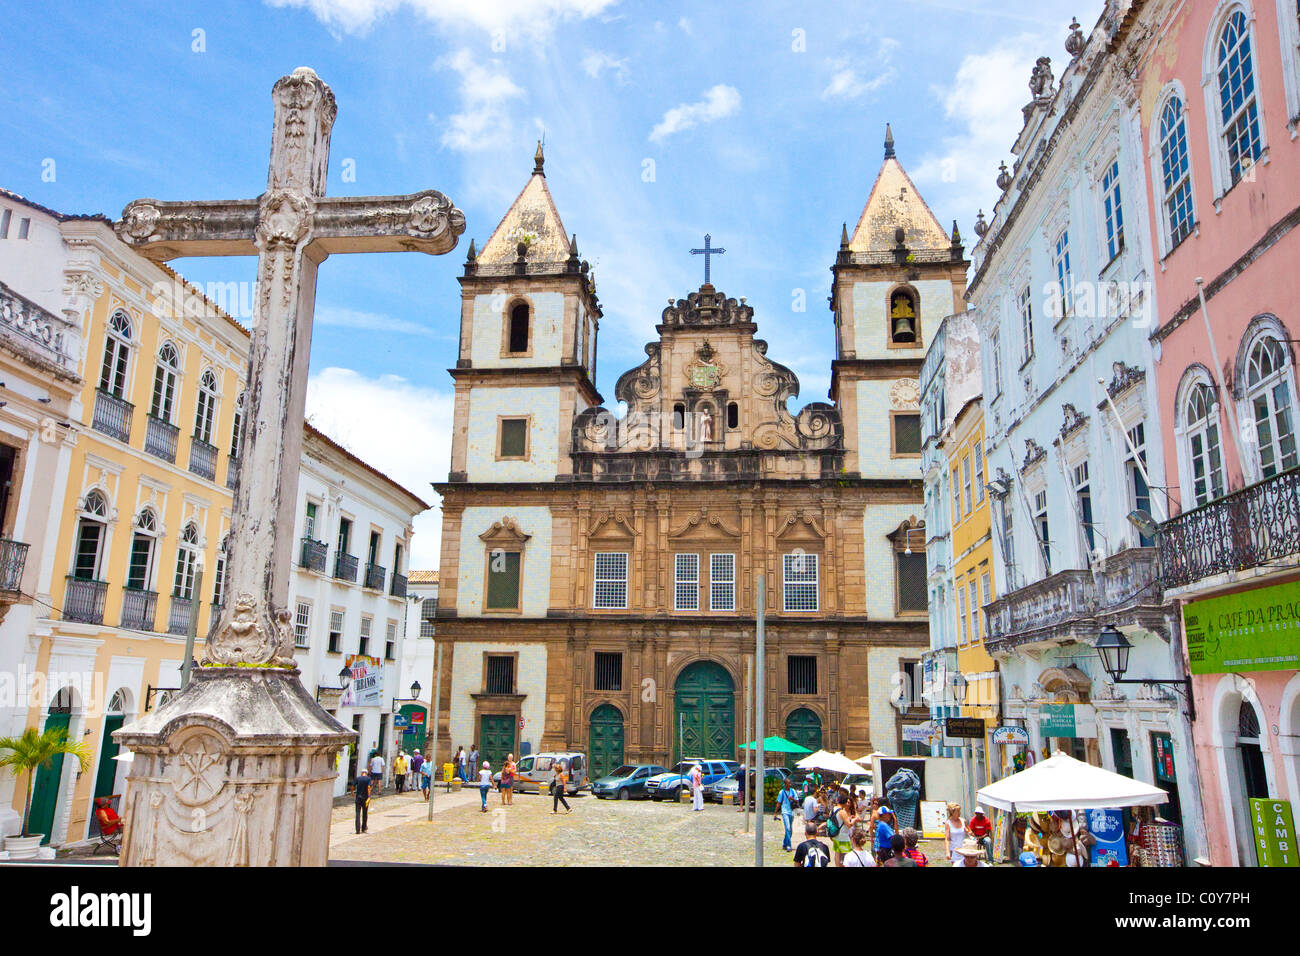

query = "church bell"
[891,314,916,342]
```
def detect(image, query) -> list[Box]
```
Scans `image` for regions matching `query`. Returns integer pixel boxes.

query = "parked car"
[492,752,588,795]
[710,766,790,804]
[841,772,874,800]
[645,759,739,801]
[590,764,669,800]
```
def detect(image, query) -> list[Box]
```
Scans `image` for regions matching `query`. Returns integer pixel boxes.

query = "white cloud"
[437,49,524,152]
[265,0,618,36]
[649,84,741,143]
[821,38,898,100]
[305,367,453,570]
[582,50,628,81]
[316,305,440,337]
[677,16,693,35]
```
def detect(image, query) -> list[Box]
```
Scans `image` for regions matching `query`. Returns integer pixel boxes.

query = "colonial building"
[398,569,439,759]
[967,4,1206,862]
[432,137,967,778]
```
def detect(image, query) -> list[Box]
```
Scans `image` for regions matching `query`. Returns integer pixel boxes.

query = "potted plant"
[0,726,92,858]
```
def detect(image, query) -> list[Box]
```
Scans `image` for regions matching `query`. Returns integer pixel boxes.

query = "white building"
[966,9,1206,860]
[398,570,438,760]
[287,424,430,796]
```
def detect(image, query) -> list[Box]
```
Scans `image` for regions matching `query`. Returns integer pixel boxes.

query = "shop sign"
[393,714,409,728]
[944,717,986,739]
[1038,703,1097,738]
[1251,798,1298,867]
[992,726,1029,746]
[342,654,384,708]
[1086,808,1128,866]
[903,721,940,743]
[1184,580,1300,675]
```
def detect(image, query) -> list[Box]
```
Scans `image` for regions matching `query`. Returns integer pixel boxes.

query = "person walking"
[420,756,432,800]
[500,753,516,806]
[776,778,799,852]
[394,751,408,794]
[690,763,704,811]
[354,766,372,834]
[736,767,747,812]
[551,758,571,814]
[944,802,966,865]
[410,749,424,788]
[478,761,492,812]
[793,821,830,867]
[828,792,856,867]
[368,750,386,794]
[468,743,480,779]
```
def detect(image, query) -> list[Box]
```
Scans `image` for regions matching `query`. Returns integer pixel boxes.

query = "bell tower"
[829,125,969,477]
[447,143,602,483]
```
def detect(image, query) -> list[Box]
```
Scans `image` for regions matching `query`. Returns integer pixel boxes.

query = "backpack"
[826,811,842,839]
[803,842,830,867]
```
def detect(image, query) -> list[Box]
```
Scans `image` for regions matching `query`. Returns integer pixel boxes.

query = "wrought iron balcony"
[364,562,386,591]
[63,576,108,625]
[391,572,408,599]
[299,538,328,573]
[1159,466,1300,589]
[144,414,179,463]
[334,552,359,583]
[226,455,240,490]
[120,587,158,631]
[984,547,1164,652]
[189,436,218,481]
[167,595,196,636]
[0,538,29,591]
[91,389,133,443]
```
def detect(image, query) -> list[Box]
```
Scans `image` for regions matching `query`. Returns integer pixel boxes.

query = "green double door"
[589,704,625,779]
[28,712,70,844]
[786,708,823,770]
[673,661,735,761]
[480,714,516,769]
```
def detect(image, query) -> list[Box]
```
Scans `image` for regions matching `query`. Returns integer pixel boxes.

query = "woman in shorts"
[830,792,857,866]
[500,753,516,806]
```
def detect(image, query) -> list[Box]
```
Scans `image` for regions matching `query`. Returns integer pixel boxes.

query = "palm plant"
[0,726,92,838]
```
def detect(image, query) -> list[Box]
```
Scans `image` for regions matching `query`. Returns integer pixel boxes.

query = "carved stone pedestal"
[114,667,353,867]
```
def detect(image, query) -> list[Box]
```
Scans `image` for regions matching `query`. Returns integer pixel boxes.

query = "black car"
[590,764,669,800]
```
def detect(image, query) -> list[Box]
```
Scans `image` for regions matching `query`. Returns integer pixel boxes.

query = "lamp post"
[1094,625,1195,722]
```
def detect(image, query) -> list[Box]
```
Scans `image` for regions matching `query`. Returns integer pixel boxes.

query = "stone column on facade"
[111,67,464,866]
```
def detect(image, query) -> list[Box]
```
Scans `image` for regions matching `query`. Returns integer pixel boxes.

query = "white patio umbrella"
[795,750,867,776]
[976,752,1168,812]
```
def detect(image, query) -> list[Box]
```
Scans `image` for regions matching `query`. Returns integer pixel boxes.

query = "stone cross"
[111,67,463,867]
[690,233,725,285]
[116,67,464,667]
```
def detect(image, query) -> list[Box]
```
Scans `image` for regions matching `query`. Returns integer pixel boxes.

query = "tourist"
[468,743,480,780]
[368,749,386,793]
[551,758,571,814]
[944,802,965,864]
[736,767,747,812]
[478,761,492,812]
[900,827,928,866]
[394,751,408,794]
[802,787,822,834]
[967,808,994,863]
[956,838,991,868]
[776,777,799,851]
[874,805,896,862]
[828,792,856,867]
[420,757,432,800]
[793,821,830,867]
[690,763,704,811]
[843,827,876,867]
[500,753,516,806]
[881,833,918,867]
[455,746,466,781]
[411,749,424,786]
[354,765,372,834]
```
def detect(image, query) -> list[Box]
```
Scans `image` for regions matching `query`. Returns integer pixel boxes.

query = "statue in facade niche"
[885,767,923,830]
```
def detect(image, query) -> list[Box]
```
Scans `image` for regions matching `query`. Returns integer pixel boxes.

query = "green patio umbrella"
[737,735,813,754]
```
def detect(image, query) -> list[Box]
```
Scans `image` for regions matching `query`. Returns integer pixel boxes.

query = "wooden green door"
[29,712,70,844]
[479,714,516,770]
[785,708,823,769]
[589,704,625,779]
[673,661,734,761]
[398,704,427,757]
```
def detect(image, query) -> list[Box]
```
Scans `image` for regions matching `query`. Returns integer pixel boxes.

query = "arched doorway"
[29,687,75,845]
[90,688,131,834]
[589,704,625,779]
[673,661,734,761]
[785,708,823,768]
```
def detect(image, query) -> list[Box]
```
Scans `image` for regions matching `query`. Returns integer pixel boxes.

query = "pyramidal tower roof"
[475,141,573,265]
[848,125,951,254]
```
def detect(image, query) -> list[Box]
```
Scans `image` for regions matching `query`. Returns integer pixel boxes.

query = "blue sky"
[0,0,1103,566]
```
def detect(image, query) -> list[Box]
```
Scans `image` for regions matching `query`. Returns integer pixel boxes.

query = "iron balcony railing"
[189,436,218,481]
[226,455,240,490]
[299,538,328,573]
[144,414,179,463]
[1159,465,1300,589]
[390,572,408,599]
[91,390,133,443]
[168,595,196,636]
[334,552,359,583]
[0,538,30,591]
[120,587,159,631]
[64,576,108,624]
[364,562,386,591]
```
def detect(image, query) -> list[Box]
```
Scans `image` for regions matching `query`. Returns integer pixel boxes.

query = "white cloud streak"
[436,48,524,152]
[265,0,618,36]
[648,84,741,142]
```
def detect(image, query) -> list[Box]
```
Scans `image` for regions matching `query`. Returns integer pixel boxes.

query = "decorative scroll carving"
[206,592,278,666]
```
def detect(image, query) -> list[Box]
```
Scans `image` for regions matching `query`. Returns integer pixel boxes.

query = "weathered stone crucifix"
[112,67,464,867]
[116,66,464,667]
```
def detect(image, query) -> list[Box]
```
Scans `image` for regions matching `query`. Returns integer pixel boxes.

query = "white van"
[494,752,588,795]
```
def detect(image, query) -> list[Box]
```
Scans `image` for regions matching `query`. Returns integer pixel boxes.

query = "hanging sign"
[342,654,383,708]
[992,726,1029,745]
[944,717,986,739]
[1251,798,1298,867]
[1038,703,1097,738]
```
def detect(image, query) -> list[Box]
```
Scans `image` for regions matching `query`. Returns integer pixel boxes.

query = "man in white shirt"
[368,751,386,793]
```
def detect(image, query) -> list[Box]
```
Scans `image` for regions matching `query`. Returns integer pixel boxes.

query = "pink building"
[1135,0,1300,865]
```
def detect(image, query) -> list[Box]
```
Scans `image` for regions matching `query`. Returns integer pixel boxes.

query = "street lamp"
[338,664,353,686]
[1093,625,1195,721]
[410,680,421,700]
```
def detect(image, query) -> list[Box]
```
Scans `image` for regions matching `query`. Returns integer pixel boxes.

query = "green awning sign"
[1038,703,1097,738]
[1184,580,1300,675]
[1250,798,1297,867]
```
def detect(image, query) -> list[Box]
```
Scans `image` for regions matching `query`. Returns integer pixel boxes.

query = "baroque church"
[432,131,969,777]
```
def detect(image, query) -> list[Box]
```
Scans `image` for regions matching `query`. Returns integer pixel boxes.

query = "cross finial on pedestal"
[690,233,726,286]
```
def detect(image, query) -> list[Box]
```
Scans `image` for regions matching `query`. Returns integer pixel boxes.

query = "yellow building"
[943,395,998,787]
[14,215,249,846]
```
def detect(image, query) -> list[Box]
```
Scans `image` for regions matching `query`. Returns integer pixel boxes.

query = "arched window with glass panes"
[173,523,200,601]
[151,342,181,422]
[194,369,219,445]
[212,535,229,609]
[1181,375,1227,507]
[127,508,158,591]
[100,311,133,398]
[1156,93,1197,249]
[73,491,109,581]
[1243,333,1298,480]
[1213,8,1265,189]
[229,390,245,462]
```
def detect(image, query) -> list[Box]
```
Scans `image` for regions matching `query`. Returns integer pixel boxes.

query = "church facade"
[432,136,968,777]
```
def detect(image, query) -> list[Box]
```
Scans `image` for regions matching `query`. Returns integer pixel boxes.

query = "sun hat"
[956,838,985,858]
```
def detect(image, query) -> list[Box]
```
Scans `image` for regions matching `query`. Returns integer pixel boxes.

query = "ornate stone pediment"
[776,510,827,540]
[1022,439,1046,471]
[661,284,754,329]
[1059,403,1089,440]
[1105,361,1145,399]
[668,509,742,539]
[478,516,532,546]
[588,512,636,541]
